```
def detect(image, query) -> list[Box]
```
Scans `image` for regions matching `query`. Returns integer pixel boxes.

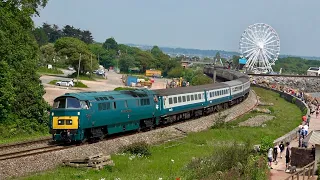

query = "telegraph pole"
[90,54,93,77]
[77,53,81,83]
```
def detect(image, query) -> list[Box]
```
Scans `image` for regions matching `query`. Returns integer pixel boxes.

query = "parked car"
[68,66,74,71]
[56,80,74,87]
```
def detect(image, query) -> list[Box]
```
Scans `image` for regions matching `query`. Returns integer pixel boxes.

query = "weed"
[121,141,151,157]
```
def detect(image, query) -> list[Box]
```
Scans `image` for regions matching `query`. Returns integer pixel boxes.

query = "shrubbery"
[121,141,151,156]
[183,142,269,180]
[37,67,64,74]
[114,87,136,91]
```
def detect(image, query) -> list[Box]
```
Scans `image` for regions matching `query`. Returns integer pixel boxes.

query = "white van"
[307,67,320,76]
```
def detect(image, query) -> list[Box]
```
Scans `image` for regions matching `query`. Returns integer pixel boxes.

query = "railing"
[284,161,316,180]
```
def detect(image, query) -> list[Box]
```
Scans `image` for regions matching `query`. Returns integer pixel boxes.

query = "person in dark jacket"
[279,141,285,158]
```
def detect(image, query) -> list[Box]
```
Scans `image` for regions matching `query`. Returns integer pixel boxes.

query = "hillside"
[273,57,320,74]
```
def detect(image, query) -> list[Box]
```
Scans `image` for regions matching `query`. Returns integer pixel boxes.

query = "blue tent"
[239,58,247,65]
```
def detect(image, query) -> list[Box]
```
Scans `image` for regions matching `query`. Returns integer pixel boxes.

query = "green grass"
[114,87,137,91]
[0,133,50,145]
[37,67,63,75]
[48,80,88,88]
[67,72,106,81]
[20,87,302,180]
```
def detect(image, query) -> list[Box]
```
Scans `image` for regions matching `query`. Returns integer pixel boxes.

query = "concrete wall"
[251,84,309,145]
[291,147,314,168]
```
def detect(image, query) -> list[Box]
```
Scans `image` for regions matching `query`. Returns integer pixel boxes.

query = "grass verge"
[48,80,88,88]
[37,67,63,75]
[20,87,302,180]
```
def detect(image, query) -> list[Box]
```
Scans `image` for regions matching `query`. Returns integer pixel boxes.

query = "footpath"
[269,113,320,180]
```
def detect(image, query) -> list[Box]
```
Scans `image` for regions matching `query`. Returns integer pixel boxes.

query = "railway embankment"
[0,90,258,179]
[252,84,309,145]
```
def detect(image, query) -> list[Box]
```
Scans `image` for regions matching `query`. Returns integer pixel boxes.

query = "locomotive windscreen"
[53,97,89,109]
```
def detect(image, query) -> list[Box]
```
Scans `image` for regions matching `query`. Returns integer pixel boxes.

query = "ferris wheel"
[239,23,280,72]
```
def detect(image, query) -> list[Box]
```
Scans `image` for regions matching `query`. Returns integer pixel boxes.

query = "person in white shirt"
[267,148,273,168]
[304,124,309,136]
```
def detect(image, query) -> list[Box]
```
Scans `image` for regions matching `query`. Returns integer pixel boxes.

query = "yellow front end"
[52,116,79,129]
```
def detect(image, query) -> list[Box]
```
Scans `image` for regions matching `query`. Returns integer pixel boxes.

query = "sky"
[33,0,320,57]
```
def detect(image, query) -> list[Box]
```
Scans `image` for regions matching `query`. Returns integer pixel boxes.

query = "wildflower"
[100,178,105,180]
[158,178,163,180]
[171,159,175,163]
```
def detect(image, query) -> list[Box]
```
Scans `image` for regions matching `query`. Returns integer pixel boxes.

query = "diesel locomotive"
[49,73,250,143]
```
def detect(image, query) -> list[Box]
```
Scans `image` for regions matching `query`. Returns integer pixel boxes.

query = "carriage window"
[102,103,107,110]
[169,98,173,104]
[174,97,177,103]
[191,95,194,101]
[178,96,182,103]
[187,95,190,101]
[194,94,198,100]
[113,102,117,109]
[182,96,186,102]
[198,94,201,99]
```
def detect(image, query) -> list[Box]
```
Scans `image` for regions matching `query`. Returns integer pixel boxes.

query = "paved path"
[270,112,320,180]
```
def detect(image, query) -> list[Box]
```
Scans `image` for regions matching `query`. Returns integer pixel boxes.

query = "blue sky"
[33,0,320,57]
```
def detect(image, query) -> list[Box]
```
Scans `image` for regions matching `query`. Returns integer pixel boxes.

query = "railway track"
[0,144,73,161]
[0,137,51,151]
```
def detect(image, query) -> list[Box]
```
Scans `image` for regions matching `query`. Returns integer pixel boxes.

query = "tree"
[191,74,213,86]
[0,0,50,127]
[103,37,118,50]
[81,30,94,44]
[167,66,184,78]
[33,27,48,46]
[119,55,135,72]
[134,50,155,72]
[40,43,56,65]
[54,37,98,73]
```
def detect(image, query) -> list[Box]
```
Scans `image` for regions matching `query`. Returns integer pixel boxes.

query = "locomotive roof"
[153,82,229,96]
[56,89,154,101]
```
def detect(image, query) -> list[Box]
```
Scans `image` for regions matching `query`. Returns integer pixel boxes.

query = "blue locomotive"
[49,75,250,143]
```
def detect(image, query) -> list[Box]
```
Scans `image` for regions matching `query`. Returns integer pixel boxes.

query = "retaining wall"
[252,84,309,145]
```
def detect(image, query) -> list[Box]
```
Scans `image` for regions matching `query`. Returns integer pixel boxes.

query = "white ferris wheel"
[239,23,280,72]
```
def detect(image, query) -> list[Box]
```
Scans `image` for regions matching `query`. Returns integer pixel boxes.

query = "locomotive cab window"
[53,97,82,109]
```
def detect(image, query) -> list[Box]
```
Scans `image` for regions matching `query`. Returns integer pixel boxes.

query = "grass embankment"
[0,133,50,145]
[37,67,64,75]
[21,87,302,180]
[67,72,106,81]
[48,80,88,88]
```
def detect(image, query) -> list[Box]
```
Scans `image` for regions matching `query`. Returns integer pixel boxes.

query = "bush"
[268,107,275,113]
[74,81,88,88]
[260,136,274,154]
[292,97,297,104]
[114,87,136,91]
[67,72,97,81]
[211,114,229,129]
[121,141,151,156]
[183,142,268,180]
[37,67,63,74]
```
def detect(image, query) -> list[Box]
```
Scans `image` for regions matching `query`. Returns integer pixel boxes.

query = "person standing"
[279,141,285,158]
[273,144,279,164]
[307,115,311,126]
[285,142,291,171]
[268,147,273,169]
